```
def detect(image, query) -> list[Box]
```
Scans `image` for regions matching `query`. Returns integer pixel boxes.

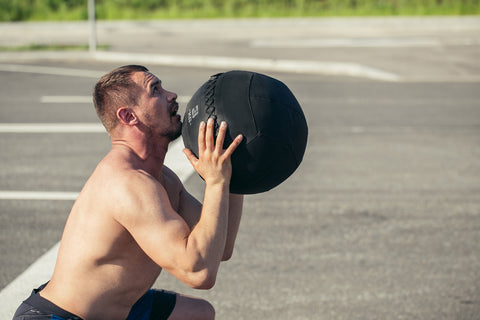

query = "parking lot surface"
[1,17,479,319]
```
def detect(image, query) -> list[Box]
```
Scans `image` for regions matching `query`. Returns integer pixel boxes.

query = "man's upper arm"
[112,171,191,271]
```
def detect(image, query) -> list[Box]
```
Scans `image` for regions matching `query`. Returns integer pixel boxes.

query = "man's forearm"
[222,194,244,260]
[187,182,230,274]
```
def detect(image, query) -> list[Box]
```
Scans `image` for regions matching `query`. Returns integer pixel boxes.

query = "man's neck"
[111,132,169,179]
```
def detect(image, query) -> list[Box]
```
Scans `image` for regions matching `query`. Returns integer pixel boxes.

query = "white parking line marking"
[0,51,401,81]
[0,139,194,319]
[251,37,441,48]
[0,64,103,78]
[0,243,61,319]
[164,139,193,183]
[40,96,92,103]
[251,37,480,48]
[1,57,400,81]
[93,51,400,82]
[0,123,105,133]
[0,191,79,201]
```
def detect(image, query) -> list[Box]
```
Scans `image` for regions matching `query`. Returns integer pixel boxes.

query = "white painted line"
[251,37,443,48]
[0,123,105,133]
[251,37,480,48]
[0,139,195,319]
[0,242,61,319]
[40,96,92,104]
[0,63,103,78]
[94,51,400,82]
[0,191,79,201]
[164,139,194,183]
[40,96,191,104]
[1,56,399,81]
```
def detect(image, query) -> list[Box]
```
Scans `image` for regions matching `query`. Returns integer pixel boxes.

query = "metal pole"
[88,0,97,53]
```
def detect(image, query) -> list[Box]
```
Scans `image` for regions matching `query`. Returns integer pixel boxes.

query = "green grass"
[0,44,109,52]
[1,0,479,22]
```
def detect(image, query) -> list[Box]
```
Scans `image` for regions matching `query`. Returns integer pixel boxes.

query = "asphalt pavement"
[0,17,479,319]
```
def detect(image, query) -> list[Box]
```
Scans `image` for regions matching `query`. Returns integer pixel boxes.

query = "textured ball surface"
[182,70,308,194]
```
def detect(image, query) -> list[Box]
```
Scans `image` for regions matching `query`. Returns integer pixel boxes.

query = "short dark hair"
[93,65,149,132]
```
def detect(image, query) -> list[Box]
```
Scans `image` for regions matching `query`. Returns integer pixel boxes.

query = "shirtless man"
[13,65,244,320]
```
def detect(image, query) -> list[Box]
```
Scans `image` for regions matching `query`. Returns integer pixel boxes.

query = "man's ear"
[117,107,138,126]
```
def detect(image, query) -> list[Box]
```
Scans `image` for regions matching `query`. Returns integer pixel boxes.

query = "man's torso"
[40,150,183,319]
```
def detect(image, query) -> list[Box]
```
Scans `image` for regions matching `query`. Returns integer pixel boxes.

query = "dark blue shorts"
[12,284,177,320]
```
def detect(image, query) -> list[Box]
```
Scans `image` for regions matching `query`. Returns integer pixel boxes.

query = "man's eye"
[152,87,159,94]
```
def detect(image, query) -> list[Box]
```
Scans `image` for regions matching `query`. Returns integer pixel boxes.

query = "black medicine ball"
[182,70,308,194]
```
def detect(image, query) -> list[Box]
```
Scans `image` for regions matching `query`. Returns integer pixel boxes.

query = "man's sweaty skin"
[39,69,243,320]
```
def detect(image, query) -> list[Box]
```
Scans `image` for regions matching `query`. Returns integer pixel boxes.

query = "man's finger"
[224,134,243,158]
[205,118,215,151]
[183,148,199,167]
[215,121,227,153]
[197,121,206,152]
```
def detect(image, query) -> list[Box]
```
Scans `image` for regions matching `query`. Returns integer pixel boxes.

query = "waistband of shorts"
[24,283,83,320]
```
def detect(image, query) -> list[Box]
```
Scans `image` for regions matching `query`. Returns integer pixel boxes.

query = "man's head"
[93,65,181,141]
[94,65,148,132]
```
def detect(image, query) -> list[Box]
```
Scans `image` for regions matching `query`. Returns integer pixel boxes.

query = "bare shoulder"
[116,169,171,216]
[93,152,155,194]
[90,152,172,222]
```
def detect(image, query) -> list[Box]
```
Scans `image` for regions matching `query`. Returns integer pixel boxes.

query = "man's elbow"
[221,249,233,261]
[185,269,217,290]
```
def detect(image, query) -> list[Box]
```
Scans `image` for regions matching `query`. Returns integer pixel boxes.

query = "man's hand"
[184,118,243,186]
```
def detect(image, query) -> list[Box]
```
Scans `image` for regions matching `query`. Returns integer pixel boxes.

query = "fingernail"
[208,118,214,125]
[200,121,205,128]
[221,121,227,128]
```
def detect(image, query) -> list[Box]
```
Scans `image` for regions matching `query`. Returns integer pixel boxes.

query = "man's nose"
[167,91,178,101]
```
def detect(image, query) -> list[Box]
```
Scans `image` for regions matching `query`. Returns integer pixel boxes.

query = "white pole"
[88,0,97,53]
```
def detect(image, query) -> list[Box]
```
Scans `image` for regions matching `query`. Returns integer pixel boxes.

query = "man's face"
[133,71,182,141]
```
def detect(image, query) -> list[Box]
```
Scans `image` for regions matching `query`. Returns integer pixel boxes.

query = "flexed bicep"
[112,172,216,288]
[113,173,190,267]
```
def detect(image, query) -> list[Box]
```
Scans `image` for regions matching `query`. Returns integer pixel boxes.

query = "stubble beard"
[142,112,182,142]
[166,120,182,142]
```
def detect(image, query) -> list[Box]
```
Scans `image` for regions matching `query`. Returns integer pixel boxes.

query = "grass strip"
[0,44,109,52]
[1,0,479,21]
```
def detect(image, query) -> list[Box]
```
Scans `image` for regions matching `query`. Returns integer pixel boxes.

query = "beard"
[165,120,182,142]
[154,114,183,142]
[139,114,182,143]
